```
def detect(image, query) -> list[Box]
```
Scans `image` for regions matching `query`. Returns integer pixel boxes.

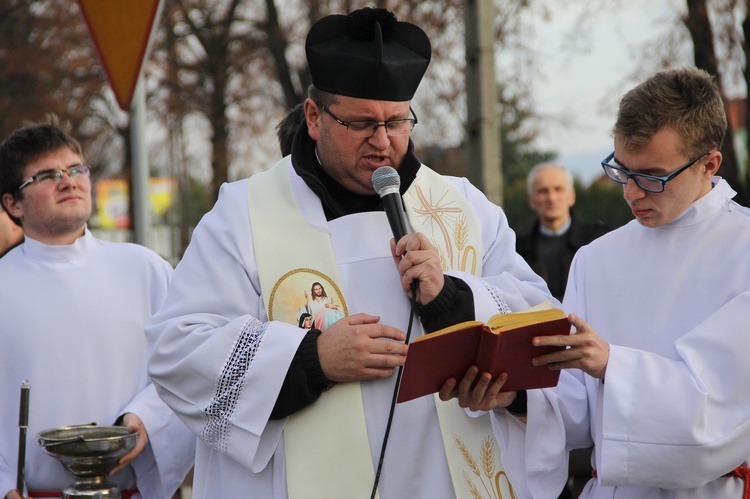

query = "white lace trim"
[468,275,511,315]
[202,317,267,453]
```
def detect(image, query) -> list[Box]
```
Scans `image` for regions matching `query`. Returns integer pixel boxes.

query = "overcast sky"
[530,0,686,183]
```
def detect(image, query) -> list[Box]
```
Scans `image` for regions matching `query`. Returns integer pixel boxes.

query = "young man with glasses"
[0,120,194,499]
[490,67,750,497]
[146,7,553,498]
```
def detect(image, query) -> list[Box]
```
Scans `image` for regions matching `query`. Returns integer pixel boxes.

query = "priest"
[147,7,553,499]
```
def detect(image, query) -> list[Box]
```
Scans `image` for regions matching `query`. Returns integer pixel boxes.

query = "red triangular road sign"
[77,0,162,111]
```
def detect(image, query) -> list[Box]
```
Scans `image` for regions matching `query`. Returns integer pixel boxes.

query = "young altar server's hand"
[531,313,610,379]
[318,313,408,382]
[110,412,149,476]
[391,233,444,305]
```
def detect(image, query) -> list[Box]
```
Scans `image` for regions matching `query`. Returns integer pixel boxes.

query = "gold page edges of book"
[487,306,567,333]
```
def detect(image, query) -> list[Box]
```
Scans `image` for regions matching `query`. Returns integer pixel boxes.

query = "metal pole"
[464,0,503,205]
[130,79,151,247]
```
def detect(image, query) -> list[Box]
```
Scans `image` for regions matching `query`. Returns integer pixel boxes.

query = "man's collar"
[539,217,571,236]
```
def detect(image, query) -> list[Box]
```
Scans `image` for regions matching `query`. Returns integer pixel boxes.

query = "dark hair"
[614,66,726,157]
[0,117,84,223]
[276,103,306,157]
[310,281,327,298]
[308,85,338,108]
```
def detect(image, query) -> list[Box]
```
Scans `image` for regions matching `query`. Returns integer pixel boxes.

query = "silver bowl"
[38,425,136,498]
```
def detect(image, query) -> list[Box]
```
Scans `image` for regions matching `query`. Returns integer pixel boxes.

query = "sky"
[529,0,685,184]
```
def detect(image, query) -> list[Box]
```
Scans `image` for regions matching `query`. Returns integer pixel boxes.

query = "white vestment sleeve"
[0,453,14,499]
[147,181,306,473]
[490,248,592,498]
[599,292,750,489]
[120,382,196,497]
[491,369,594,498]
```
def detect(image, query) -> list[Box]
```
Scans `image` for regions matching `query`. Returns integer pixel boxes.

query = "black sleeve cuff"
[269,329,335,420]
[505,390,527,416]
[417,276,475,333]
[299,329,333,391]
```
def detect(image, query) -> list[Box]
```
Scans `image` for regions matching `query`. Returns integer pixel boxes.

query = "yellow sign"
[95,178,176,229]
[77,0,162,110]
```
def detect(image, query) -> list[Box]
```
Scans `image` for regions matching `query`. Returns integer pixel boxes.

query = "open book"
[397,306,570,403]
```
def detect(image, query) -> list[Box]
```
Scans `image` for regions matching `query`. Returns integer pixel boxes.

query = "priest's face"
[4,147,92,244]
[306,96,412,195]
[614,127,719,228]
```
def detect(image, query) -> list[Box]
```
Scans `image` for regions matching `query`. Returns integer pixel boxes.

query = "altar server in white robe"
[0,120,195,499]
[489,67,750,498]
[147,7,553,499]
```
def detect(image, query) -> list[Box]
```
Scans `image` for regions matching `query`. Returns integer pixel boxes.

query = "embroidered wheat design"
[455,215,468,251]
[496,471,517,499]
[481,437,496,479]
[455,435,481,477]
[453,434,516,499]
[463,470,484,499]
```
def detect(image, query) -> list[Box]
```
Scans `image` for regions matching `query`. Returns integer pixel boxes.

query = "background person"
[0,120,195,499]
[517,162,609,301]
[147,7,553,498]
[276,102,305,157]
[491,66,750,498]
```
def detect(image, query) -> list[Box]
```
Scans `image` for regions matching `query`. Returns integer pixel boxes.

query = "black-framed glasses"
[318,104,418,137]
[16,164,91,192]
[600,151,709,193]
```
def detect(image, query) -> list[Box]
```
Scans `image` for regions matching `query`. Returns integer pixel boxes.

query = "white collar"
[539,217,571,236]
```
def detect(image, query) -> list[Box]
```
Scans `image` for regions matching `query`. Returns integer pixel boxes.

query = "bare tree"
[684,0,747,204]
[0,0,129,176]
[148,0,546,202]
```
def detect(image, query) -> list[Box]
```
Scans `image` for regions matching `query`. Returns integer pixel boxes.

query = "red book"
[397,307,570,403]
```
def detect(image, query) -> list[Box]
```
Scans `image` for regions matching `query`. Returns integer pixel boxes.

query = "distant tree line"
[1,0,747,255]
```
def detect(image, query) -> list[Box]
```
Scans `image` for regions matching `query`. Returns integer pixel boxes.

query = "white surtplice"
[492,179,750,498]
[0,231,195,499]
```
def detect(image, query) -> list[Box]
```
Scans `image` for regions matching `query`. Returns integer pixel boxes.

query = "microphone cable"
[370,280,419,499]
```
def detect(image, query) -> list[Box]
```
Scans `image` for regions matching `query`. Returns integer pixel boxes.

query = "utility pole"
[130,80,151,247]
[464,0,502,205]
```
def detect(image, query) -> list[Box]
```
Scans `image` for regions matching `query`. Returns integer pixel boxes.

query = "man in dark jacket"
[517,163,610,300]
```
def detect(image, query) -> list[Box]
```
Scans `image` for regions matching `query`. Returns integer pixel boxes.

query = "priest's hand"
[531,313,610,379]
[6,490,24,499]
[391,233,444,305]
[109,413,148,476]
[438,366,517,412]
[318,313,408,382]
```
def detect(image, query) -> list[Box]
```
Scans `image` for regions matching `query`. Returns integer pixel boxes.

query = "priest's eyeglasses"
[318,104,418,137]
[600,151,709,193]
[16,164,91,192]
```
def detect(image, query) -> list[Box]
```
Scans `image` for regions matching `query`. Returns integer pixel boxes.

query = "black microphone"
[369,166,418,499]
[372,166,410,241]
